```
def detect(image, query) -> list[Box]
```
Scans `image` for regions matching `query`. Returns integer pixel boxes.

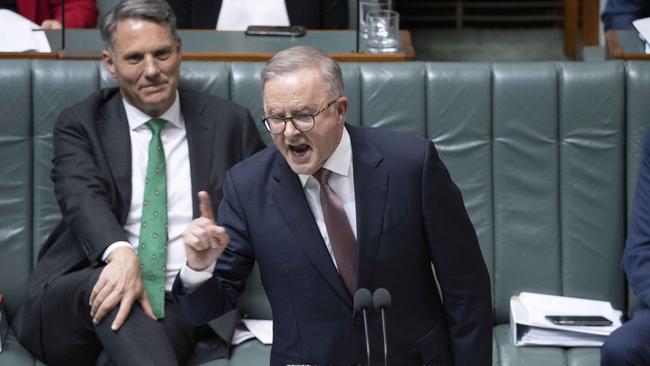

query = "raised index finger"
[198,191,215,221]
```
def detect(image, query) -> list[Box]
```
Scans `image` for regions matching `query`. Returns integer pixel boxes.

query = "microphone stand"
[61,0,65,50]
[362,307,370,363]
[373,288,392,366]
[380,307,387,366]
[354,288,373,366]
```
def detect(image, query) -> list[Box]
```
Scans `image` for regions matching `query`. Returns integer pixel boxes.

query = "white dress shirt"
[216,0,290,30]
[180,128,356,289]
[103,92,193,291]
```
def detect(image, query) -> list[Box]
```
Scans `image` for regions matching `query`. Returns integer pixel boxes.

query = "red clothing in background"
[17,0,97,28]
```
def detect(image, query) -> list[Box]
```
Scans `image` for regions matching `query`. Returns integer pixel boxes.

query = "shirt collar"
[122,91,183,131]
[299,127,352,187]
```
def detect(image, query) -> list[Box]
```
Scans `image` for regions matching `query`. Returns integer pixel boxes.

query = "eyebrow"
[267,104,317,116]
[122,45,173,60]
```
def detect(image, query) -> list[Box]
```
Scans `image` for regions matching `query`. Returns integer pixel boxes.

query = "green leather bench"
[1,59,649,366]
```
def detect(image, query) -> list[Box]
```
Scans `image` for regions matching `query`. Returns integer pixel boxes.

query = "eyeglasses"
[262,99,338,134]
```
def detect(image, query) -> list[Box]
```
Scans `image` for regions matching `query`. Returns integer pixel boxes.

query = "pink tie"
[314,168,357,295]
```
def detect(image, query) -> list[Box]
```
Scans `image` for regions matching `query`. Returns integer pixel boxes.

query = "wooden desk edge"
[0,52,58,59]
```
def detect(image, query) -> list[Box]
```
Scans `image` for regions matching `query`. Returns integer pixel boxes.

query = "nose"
[283,119,301,139]
[143,55,160,79]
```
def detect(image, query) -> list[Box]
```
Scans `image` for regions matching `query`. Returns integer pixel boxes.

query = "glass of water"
[366,10,400,53]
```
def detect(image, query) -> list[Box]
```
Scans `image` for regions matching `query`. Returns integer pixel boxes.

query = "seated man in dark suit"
[175,46,492,365]
[601,128,650,365]
[12,0,264,364]
[168,0,348,30]
[602,0,650,30]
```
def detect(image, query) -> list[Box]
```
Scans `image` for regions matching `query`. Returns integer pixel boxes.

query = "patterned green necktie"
[139,118,168,319]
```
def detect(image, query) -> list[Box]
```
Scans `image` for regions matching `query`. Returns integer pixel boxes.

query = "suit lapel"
[98,92,132,222]
[270,155,353,307]
[180,91,214,218]
[348,126,388,290]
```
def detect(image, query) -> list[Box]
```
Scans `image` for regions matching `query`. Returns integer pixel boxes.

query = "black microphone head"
[354,288,372,312]
[373,288,392,310]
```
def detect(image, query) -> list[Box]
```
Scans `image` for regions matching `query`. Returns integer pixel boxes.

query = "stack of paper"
[0,10,51,53]
[510,292,623,347]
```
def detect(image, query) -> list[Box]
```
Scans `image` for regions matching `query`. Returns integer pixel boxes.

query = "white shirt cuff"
[102,241,133,262]
[179,262,216,293]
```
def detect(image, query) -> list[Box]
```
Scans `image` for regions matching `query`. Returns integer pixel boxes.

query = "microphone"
[373,288,392,366]
[353,288,372,365]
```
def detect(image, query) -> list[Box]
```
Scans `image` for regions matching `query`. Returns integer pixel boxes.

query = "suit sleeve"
[51,107,128,263]
[50,0,98,28]
[173,170,255,326]
[421,141,492,365]
[624,129,650,309]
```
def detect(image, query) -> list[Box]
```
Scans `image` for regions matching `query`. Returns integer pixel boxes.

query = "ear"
[335,97,348,125]
[102,49,117,79]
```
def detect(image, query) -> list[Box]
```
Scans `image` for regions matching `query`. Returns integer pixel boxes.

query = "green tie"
[139,118,168,319]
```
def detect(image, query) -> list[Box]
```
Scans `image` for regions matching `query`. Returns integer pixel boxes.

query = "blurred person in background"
[1,0,98,28]
[602,0,650,30]
[168,0,348,30]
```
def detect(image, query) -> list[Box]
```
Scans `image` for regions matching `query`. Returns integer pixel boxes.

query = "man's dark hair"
[100,0,178,52]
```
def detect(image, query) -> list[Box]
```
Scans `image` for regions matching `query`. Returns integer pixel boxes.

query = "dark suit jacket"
[602,0,650,30]
[174,125,492,365]
[13,87,264,360]
[169,0,348,29]
[625,128,650,311]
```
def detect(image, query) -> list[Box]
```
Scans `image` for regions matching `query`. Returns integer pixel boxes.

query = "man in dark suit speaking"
[175,46,492,365]
[12,0,264,365]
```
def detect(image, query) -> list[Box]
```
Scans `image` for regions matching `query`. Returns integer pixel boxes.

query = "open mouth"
[288,144,310,157]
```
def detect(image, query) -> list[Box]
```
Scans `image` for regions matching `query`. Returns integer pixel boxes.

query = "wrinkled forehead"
[263,69,328,112]
[112,18,176,48]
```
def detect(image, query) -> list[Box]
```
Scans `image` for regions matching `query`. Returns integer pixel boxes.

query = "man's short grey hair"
[100,0,177,52]
[261,46,345,100]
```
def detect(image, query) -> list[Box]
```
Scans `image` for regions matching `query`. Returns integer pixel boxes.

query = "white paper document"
[510,292,623,347]
[633,17,650,54]
[231,319,273,345]
[0,10,52,53]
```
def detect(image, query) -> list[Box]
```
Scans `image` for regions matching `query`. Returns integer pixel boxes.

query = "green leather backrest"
[488,62,625,322]
[0,60,33,319]
[0,60,639,326]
